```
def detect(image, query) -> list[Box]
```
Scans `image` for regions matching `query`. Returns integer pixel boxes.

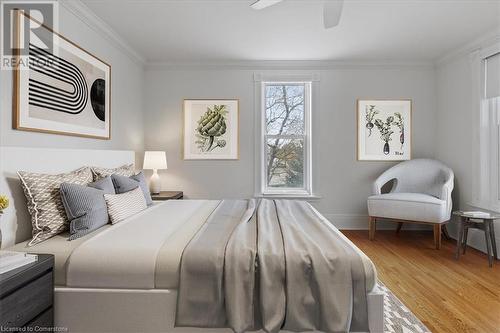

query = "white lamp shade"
[143,151,168,170]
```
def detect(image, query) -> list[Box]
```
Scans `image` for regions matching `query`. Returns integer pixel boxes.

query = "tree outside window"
[264,83,310,193]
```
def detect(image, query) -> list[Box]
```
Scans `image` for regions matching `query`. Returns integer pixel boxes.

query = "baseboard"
[323,214,431,231]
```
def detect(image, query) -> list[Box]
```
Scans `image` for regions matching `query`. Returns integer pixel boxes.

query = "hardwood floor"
[342,230,500,333]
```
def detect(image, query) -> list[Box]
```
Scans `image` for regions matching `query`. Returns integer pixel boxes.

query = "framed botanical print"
[357,99,412,161]
[13,10,111,139]
[183,99,239,160]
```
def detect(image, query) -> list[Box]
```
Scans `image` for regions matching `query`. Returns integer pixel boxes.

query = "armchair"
[367,159,454,249]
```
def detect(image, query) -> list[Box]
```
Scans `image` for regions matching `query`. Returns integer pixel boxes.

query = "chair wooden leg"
[433,224,441,250]
[396,222,403,234]
[442,224,450,240]
[369,216,376,240]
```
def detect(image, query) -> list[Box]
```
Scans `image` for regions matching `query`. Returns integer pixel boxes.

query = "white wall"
[144,64,437,229]
[0,4,145,157]
[436,56,474,212]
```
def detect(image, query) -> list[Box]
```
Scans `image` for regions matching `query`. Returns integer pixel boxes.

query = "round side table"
[453,211,499,267]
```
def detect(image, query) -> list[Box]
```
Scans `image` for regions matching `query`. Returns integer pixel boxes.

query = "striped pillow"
[60,183,110,240]
[104,187,147,224]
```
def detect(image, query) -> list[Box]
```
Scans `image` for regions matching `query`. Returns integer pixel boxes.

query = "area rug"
[380,282,431,333]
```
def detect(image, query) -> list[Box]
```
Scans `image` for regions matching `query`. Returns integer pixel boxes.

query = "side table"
[151,191,183,201]
[0,254,54,329]
[453,211,499,267]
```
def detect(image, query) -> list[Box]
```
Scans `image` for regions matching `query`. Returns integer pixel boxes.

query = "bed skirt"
[54,286,384,333]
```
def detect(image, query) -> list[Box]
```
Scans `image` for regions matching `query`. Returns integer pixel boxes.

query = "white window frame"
[471,42,500,212]
[259,80,313,197]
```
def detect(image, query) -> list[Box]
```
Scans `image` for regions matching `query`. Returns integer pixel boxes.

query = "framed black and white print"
[13,11,111,139]
[357,99,412,161]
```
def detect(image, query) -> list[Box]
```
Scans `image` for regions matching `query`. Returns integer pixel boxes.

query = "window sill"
[255,193,322,200]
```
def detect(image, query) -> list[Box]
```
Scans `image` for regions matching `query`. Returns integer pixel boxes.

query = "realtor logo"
[1,0,58,69]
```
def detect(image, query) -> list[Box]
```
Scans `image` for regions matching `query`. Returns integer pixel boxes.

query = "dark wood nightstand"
[151,191,183,201]
[0,253,54,329]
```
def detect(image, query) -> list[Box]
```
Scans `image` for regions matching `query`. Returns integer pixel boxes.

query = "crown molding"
[59,0,145,66]
[435,28,500,66]
[145,59,434,71]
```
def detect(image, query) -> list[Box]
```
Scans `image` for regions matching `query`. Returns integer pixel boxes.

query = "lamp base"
[150,170,161,194]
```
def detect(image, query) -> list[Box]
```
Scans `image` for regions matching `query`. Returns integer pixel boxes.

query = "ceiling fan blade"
[250,0,284,10]
[323,0,344,29]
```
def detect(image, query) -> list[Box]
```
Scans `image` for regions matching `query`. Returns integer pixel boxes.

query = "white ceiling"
[82,0,500,63]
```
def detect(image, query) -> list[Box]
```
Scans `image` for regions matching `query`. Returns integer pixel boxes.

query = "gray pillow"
[111,172,153,206]
[88,176,115,194]
[60,183,109,240]
[131,172,153,206]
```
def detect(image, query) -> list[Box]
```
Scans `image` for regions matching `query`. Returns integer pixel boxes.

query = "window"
[261,82,312,195]
[475,46,500,211]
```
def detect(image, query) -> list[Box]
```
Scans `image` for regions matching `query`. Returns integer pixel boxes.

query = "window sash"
[476,51,500,211]
[265,83,306,136]
[261,81,312,196]
[485,53,500,99]
[488,98,500,202]
[265,134,306,191]
[485,97,500,208]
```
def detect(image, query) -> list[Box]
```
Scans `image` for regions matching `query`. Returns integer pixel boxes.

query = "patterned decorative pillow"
[91,164,135,181]
[17,167,93,246]
[104,187,147,224]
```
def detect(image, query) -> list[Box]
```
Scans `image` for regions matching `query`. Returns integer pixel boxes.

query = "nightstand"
[151,191,183,201]
[0,254,54,329]
[453,211,499,267]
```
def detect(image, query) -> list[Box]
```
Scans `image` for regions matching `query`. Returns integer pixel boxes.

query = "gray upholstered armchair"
[367,159,454,249]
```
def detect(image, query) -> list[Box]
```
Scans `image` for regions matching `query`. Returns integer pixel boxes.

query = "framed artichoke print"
[183,99,239,160]
[357,99,412,161]
[13,10,111,139]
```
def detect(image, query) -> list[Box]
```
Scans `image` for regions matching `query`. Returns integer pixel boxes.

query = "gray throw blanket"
[176,199,368,333]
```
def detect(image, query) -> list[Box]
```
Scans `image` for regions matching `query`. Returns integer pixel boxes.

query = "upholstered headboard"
[0,147,135,249]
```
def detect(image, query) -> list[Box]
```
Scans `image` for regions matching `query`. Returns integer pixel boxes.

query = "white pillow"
[104,187,147,224]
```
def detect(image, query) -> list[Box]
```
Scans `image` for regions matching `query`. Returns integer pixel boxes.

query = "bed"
[0,147,384,333]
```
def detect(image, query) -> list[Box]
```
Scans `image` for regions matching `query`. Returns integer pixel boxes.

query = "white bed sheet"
[66,200,220,289]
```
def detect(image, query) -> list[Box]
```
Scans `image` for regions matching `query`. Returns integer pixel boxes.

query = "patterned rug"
[380,282,431,333]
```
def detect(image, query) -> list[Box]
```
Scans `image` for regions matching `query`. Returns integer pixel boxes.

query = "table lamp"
[143,151,168,194]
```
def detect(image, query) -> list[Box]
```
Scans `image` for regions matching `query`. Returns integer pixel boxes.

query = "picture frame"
[183,99,239,160]
[13,10,111,139]
[357,99,412,161]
